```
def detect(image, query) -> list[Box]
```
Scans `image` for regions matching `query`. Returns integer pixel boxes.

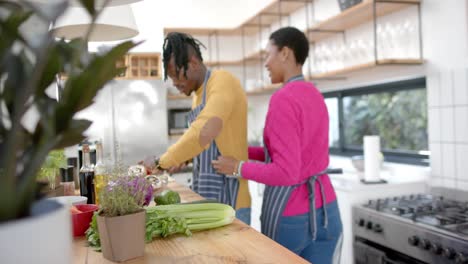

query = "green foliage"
[0,1,138,222]
[36,149,66,190]
[343,89,428,153]
[85,212,101,252]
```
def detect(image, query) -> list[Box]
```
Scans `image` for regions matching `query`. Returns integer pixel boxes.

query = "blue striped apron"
[187,70,240,208]
[260,75,342,241]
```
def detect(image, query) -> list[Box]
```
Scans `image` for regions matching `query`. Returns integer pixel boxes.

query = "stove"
[353,188,468,264]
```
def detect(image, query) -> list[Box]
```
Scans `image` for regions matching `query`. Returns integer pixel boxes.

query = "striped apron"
[260,75,342,241]
[187,70,239,208]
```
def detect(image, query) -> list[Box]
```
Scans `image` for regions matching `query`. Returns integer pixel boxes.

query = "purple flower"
[144,184,153,206]
[103,175,153,207]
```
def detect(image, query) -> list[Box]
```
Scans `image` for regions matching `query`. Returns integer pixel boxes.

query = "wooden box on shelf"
[115,55,129,79]
[128,53,162,79]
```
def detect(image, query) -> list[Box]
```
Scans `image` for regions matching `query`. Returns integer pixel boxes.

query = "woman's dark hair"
[162,32,205,80]
[269,27,309,65]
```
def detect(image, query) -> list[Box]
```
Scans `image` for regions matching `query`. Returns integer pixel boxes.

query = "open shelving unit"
[205,50,266,67]
[306,0,423,81]
[114,52,162,80]
[167,94,191,100]
[306,0,420,42]
[164,0,308,94]
[246,83,282,95]
[61,52,162,80]
[309,58,423,80]
[127,53,162,79]
[165,0,423,97]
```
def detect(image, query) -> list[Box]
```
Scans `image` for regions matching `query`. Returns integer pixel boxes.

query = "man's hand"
[212,156,240,178]
[138,156,161,175]
[167,162,188,174]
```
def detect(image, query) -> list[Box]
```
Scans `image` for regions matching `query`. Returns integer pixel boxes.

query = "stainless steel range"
[353,188,468,264]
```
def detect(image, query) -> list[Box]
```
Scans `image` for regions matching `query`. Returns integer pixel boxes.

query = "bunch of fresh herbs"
[99,175,153,217]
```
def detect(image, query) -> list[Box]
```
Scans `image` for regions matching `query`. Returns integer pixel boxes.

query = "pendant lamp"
[51,4,139,41]
[29,0,142,7]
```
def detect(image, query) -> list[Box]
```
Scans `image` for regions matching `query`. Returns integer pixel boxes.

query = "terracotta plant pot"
[97,210,146,262]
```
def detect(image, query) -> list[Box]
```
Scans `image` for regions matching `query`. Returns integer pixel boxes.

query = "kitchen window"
[323,77,428,165]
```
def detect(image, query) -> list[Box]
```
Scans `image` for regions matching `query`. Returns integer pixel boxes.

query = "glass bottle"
[93,140,108,205]
[60,166,75,196]
[67,157,79,190]
[79,143,95,204]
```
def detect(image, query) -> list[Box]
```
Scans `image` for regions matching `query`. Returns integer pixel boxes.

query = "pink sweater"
[241,81,337,216]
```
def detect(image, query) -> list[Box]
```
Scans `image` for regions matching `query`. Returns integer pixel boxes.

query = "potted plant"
[97,175,153,262]
[0,1,137,263]
[37,149,67,197]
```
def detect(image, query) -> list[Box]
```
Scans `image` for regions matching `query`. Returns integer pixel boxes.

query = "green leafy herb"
[85,212,101,251]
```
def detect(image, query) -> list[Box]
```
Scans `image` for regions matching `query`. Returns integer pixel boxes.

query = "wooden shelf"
[308,58,423,80]
[244,0,308,27]
[167,94,192,100]
[168,134,183,140]
[306,0,420,42]
[164,0,308,36]
[205,50,266,67]
[246,83,282,95]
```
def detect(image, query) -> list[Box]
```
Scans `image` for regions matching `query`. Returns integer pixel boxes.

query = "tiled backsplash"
[428,68,468,191]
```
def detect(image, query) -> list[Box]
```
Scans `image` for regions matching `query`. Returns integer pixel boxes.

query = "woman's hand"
[212,156,240,177]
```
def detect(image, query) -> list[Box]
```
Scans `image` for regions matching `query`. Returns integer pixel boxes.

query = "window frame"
[323,77,429,166]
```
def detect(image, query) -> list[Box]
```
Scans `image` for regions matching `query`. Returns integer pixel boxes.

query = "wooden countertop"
[73,182,309,264]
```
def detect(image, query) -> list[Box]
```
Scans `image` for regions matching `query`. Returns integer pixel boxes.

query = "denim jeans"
[236,207,251,225]
[276,200,343,264]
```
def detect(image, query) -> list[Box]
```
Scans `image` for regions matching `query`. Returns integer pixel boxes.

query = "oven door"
[354,238,427,264]
[168,108,190,135]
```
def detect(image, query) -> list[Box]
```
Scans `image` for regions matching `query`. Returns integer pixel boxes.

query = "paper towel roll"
[364,135,380,182]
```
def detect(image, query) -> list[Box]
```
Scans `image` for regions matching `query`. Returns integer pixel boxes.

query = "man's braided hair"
[162,32,205,81]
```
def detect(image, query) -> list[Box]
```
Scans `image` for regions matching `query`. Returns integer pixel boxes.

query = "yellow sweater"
[160,70,251,209]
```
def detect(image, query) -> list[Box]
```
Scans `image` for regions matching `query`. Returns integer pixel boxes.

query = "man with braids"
[141,32,251,224]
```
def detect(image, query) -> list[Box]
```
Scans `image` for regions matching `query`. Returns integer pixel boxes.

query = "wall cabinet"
[116,53,162,80]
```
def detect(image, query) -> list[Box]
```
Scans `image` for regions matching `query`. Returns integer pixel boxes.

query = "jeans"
[276,200,343,264]
[236,207,251,225]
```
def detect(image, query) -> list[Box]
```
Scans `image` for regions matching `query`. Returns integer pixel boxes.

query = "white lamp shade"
[82,0,142,6]
[29,0,142,7]
[51,5,139,41]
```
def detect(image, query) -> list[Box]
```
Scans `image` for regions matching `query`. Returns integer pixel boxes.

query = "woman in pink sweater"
[212,27,342,263]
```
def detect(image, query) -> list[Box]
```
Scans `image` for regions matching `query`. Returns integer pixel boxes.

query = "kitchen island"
[73,182,308,264]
